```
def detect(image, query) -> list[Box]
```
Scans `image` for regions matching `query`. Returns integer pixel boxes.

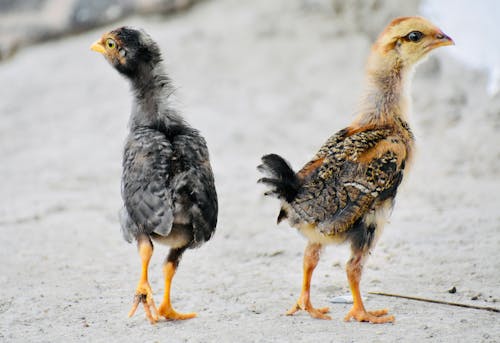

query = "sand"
[0,0,499,342]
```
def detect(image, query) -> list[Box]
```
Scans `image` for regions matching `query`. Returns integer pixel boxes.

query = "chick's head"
[91,27,161,77]
[373,16,454,67]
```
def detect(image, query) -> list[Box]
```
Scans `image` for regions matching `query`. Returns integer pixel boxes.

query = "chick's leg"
[158,247,196,320]
[344,251,394,324]
[128,235,159,324]
[287,242,331,320]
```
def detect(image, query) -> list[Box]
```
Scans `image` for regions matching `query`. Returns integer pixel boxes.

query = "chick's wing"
[291,128,405,235]
[122,127,175,236]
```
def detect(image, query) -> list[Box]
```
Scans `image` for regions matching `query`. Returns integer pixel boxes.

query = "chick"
[258,17,453,323]
[91,27,218,323]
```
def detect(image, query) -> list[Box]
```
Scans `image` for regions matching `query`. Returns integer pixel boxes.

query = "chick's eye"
[106,39,116,49]
[407,31,424,42]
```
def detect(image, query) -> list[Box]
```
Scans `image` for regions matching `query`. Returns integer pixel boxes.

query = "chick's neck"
[128,63,183,130]
[355,52,413,131]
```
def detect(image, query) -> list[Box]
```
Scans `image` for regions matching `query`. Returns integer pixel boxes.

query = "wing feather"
[290,127,406,235]
[121,127,175,238]
[120,126,218,245]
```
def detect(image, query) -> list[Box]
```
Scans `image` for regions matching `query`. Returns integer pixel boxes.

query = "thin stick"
[368,291,500,313]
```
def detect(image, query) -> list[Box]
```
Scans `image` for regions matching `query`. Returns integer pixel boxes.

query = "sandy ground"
[0,1,499,342]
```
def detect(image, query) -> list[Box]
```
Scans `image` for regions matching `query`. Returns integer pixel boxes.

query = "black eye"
[406,31,424,42]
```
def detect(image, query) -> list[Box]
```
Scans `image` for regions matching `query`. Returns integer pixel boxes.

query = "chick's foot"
[286,296,331,320]
[158,302,196,320]
[344,307,394,324]
[128,281,159,324]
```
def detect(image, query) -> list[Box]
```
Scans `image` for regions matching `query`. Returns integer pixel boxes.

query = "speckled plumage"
[260,123,411,245]
[289,125,409,237]
[258,16,453,323]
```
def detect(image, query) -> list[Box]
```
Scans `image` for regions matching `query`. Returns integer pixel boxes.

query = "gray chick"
[91,27,217,323]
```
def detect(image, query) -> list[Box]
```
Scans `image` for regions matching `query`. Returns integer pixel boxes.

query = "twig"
[368,291,500,313]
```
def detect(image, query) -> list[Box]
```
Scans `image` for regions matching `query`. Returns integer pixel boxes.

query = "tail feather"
[257,154,300,202]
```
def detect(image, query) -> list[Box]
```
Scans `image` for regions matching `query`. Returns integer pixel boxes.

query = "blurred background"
[1,0,499,93]
[0,0,498,342]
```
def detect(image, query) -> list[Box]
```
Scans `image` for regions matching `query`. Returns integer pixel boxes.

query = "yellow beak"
[90,40,106,54]
[438,35,454,46]
[433,31,455,48]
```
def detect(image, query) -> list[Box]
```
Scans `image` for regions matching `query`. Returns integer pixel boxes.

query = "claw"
[344,307,394,324]
[286,301,331,320]
[368,308,389,317]
[158,303,197,321]
[128,287,159,324]
[286,303,300,316]
[128,295,141,318]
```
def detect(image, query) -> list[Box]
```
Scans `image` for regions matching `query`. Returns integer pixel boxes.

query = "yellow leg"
[128,237,159,324]
[286,242,331,320]
[344,255,394,324]
[158,261,197,320]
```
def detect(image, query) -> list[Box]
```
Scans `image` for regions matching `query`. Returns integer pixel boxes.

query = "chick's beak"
[434,31,454,47]
[90,40,106,54]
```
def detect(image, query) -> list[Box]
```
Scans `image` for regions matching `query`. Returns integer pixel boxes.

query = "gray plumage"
[105,27,217,249]
[92,26,218,323]
[120,124,218,247]
[92,27,218,322]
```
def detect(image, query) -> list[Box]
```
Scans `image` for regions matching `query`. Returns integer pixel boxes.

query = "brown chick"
[258,16,453,324]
